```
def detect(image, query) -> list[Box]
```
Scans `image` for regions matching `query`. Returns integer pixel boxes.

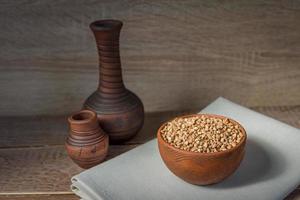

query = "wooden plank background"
[0,0,299,116]
[0,0,300,199]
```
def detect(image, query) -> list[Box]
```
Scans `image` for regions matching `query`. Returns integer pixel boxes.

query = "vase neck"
[90,20,127,97]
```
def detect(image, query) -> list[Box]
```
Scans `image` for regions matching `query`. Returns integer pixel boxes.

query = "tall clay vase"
[66,110,109,169]
[84,19,144,143]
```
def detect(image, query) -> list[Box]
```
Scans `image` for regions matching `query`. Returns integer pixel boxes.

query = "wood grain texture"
[0,194,77,200]
[0,145,137,193]
[0,108,299,198]
[0,0,300,116]
[253,105,300,128]
[0,115,68,148]
[0,111,187,148]
[0,106,298,148]
[2,192,299,200]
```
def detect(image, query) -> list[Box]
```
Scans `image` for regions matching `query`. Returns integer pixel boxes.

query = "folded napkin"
[71,97,300,200]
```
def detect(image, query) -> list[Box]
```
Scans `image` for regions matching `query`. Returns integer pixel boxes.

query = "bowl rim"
[157,113,247,157]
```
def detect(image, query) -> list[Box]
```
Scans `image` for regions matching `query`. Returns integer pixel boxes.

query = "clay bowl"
[157,114,247,185]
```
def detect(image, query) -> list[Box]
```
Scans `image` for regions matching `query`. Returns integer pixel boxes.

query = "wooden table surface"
[0,1,299,199]
[0,106,299,200]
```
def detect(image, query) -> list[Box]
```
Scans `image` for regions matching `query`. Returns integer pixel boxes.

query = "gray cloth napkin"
[71,97,300,200]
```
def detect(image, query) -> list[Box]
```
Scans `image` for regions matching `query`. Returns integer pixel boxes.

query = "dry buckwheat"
[160,115,244,153]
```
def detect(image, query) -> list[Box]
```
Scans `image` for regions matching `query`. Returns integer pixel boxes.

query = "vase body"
[84,19,144,143]
[66,110,109,169]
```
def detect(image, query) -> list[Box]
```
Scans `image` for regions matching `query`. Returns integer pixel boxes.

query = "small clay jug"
[84,19,144,143]
[66,110,109,169]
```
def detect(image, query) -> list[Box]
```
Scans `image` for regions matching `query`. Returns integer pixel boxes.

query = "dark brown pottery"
[66,110,109,169]
[157,114,247,185]
[83,19,144,143]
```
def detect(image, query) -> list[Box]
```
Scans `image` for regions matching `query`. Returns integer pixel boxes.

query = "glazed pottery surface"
[66,110,109,169]
[84,19,144,143]
[157,114,247,185]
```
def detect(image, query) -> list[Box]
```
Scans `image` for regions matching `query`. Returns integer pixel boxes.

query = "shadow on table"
[211,138,286,189]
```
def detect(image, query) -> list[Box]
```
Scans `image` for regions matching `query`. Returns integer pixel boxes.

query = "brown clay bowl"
[157,114,247,185]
